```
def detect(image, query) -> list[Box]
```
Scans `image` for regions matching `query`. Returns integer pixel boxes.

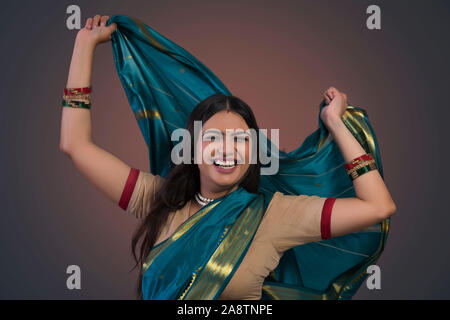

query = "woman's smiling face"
[195,110,253,194]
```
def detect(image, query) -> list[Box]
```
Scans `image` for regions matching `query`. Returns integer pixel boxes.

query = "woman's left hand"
[320,87,348,127]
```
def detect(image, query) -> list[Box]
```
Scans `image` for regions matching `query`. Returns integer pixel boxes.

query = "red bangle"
[344,153,373,170]
[64,87,92,95]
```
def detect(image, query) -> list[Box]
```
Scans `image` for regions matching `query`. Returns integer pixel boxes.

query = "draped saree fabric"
[141,188,266,299]
[107,15,389,300]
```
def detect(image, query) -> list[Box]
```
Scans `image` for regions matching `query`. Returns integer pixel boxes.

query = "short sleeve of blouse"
[118,168,165,219]
[261,191,336,254]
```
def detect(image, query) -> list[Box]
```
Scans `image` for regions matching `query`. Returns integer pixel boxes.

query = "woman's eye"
[235,135,249,142]
[203,133,219,141]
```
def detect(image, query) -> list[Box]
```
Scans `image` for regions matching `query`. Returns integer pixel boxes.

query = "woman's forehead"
[202,110,249,131]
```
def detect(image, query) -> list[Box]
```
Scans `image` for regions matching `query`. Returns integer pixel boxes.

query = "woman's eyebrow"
[231,131,250,136]
[203,129,222,135]
[202,129,250,136]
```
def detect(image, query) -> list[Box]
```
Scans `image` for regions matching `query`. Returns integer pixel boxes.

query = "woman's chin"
[213,178,239,189]
[209,171,242,189]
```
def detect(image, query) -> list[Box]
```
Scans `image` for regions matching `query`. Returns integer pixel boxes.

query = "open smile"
[213,159,239,173]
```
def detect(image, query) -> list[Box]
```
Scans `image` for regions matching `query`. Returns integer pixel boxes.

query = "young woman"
[60,15,396,300]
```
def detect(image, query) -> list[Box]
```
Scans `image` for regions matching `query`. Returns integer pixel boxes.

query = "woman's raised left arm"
[320,87,397,238]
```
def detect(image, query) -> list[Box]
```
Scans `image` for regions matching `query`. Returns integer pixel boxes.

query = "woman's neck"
[199,184,239,201]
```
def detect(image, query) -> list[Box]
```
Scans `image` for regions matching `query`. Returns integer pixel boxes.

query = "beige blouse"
[118,168,336,300]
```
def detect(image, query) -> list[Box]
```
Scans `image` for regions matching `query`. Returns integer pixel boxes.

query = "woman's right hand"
[76,15,117,47]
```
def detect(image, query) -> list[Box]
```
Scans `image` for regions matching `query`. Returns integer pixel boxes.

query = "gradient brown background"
[0,0,448,299]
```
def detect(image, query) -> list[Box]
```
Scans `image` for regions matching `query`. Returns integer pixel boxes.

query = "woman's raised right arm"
[59,15,130,205]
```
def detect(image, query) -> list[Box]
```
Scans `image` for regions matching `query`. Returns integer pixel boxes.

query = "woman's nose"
[217,135,235,158]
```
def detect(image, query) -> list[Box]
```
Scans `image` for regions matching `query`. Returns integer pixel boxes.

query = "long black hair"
[130,93,261,298]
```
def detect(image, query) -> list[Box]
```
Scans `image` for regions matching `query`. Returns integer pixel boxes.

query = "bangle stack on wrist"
[62,86,92,109]
[344,153,378,181]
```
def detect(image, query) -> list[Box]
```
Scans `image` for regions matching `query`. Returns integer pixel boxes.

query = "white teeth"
[214,159,236,168]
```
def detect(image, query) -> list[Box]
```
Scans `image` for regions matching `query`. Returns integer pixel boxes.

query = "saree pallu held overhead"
[106,15,389,300]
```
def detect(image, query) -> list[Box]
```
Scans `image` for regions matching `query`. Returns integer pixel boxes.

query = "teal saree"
[107,15,389,300]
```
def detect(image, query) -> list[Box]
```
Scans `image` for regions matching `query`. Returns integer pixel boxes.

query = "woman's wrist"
[324,114,345,134]
[75,30,98,51]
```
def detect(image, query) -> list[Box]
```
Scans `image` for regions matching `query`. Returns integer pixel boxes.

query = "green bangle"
[349,162,377,181]
[62,99,91,109]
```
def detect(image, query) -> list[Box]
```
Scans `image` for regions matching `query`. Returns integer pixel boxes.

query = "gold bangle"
[63,94,91,104]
